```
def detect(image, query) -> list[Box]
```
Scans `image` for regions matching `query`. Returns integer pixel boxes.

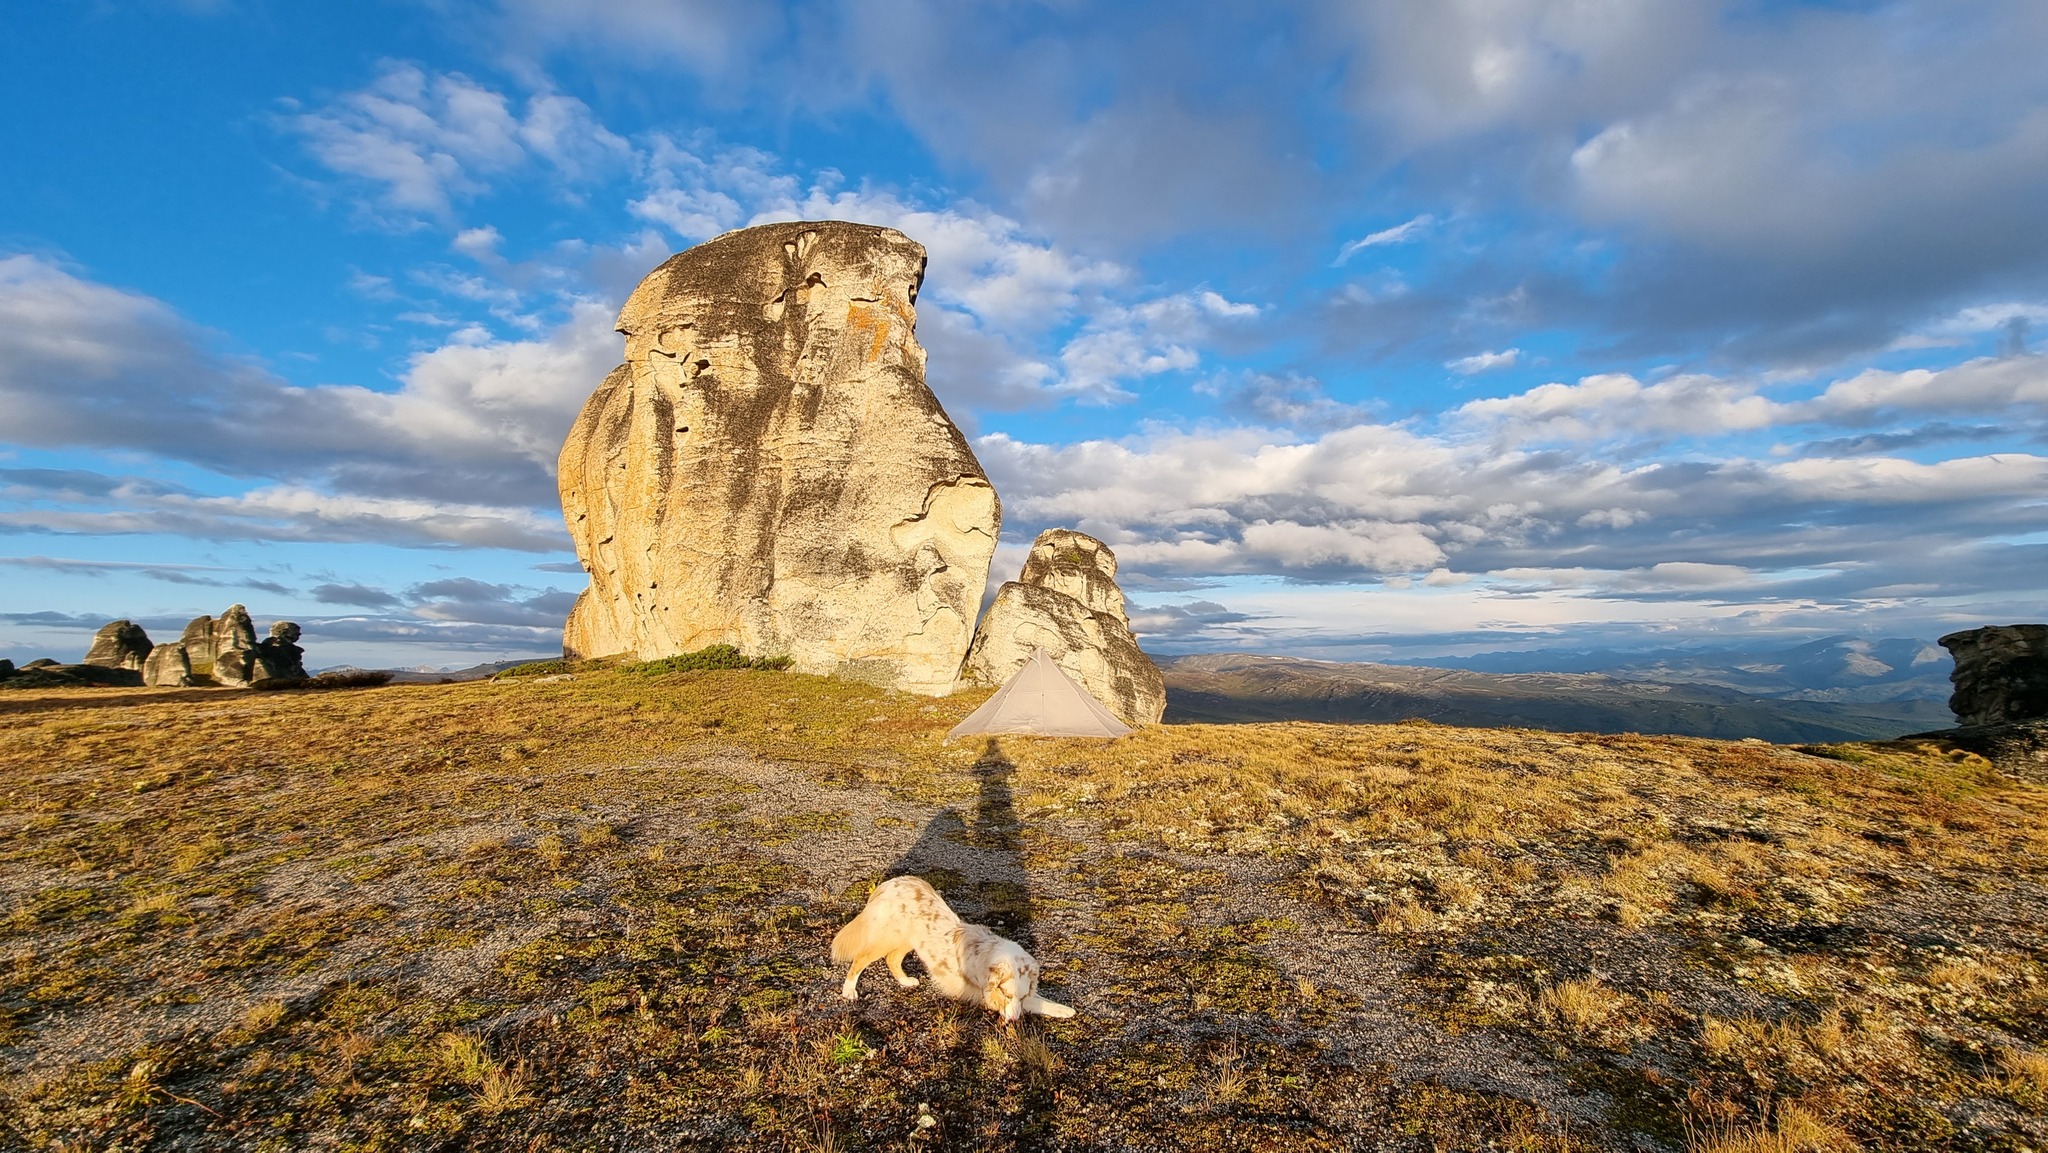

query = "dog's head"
[986,948,1041,1023]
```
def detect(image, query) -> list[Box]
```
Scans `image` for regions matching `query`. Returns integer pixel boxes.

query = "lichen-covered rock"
[82,620,153,670]
[213,648,254,689]
[557,221,999,695]
[1018,529,1128,621]
[251,621,308,685]
[1940,624,2048,726]
[963,530,1166,725]
[180,615,217,674]
[213,606,256,660]
[143,643,192,687]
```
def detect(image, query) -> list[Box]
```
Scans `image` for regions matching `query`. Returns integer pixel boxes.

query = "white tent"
[948,647,1134,739]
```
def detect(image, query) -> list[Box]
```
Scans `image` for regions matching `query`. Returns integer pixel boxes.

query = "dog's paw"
[840,988,860,1001]
[895,976,920,988]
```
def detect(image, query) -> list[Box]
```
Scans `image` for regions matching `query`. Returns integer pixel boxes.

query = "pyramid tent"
[948,647,1134,739]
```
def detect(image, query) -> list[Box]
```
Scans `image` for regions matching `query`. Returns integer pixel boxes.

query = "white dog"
[831,876,1075,1022]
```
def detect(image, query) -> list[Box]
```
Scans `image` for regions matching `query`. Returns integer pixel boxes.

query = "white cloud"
[1446,348,1521,374]
[1799,355,2048,424]
[1335,214,1436,264]
[288,63,628,221]
[0,255,615,541]
[1456,370,1780,442]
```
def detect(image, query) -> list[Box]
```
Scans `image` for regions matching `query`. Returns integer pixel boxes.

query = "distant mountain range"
[1162,644,1957,743]
[1387,635,1953,704]
[315,658,554,683]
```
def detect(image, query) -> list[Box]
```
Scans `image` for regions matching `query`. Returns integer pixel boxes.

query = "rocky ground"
[3,667,2046,1151]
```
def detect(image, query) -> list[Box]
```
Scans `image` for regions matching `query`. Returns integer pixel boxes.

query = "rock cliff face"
[557,222,999,695]
[1940,624,2048,726]
[82,620,152,670]
[963,529,1166,725]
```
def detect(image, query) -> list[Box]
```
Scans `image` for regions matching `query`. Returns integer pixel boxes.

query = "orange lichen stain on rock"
[846,300,891,362]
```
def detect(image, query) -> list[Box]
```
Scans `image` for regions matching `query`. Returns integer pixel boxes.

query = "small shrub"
[1700,1015,1743,1058]
[434,1032,493,1086]
[826,1029,868,1065]
[533,834,568,869]
[1537,977,1625,1037]
[1994,1048,2048,1106]
[241,1000,288,1037]
[1207,1043,1247,1105]
[1018,1030,1061,1090]
[495,659,576,678]
[623,645,792,675]
[1685,1100,1856,1153]
[476,1058,535,1114]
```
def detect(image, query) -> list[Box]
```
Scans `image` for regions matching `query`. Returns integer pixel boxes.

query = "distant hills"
[1162,643,1956,743]
[315,658,554,684]
[1392,635,1952,704]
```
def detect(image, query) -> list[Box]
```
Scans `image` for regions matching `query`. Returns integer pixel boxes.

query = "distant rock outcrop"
[557,221,999,695]
[179,615,217,674]
[212,605,260,688]
[1939,624,2048,726]
[251,621,308,686]
[143,642,192,687]
[82,620,152,671]
[963,529,1166,726]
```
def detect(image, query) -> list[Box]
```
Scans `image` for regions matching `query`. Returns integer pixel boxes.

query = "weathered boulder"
[180,615,217,674]
[82,620,152,670]
[213,648,254,689]
[213,606,257,659]
[251,621,309,685]
[1940,624,2048,726]
[557,221,1000,695]
[143,643,192,688]
[963,529,1166,726]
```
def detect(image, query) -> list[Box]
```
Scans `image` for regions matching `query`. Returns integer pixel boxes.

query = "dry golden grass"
[2,668,2044,1150]
[1686,1101,1858,1153]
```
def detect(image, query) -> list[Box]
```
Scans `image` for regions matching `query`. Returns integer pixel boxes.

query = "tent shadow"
[884,737,1034,951]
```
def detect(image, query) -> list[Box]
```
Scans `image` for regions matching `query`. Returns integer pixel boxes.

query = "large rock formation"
[251,621,309,686]
[82,620,152,671]
[1940,624,2048,726]
[179,615,217,674]
[212,605,260,688]
[557,221,999,695]
[143,642,192,688]
[962,529,1166,726]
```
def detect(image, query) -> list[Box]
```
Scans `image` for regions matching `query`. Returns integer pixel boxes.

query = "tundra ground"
[3,666,2045,1150]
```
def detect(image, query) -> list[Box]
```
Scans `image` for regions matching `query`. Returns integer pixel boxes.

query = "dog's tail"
[830,909,869,966]
[1023,993,1076,1019]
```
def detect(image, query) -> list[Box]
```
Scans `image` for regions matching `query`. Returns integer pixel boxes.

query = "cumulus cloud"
[0,255,602,548]
[977,369,2048,612]
[287,62,629,222]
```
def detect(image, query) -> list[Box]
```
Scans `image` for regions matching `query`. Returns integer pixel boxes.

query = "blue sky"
[3,0,2045,671]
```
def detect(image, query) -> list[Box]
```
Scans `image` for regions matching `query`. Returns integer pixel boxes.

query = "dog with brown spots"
[831,876,1075,1022]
